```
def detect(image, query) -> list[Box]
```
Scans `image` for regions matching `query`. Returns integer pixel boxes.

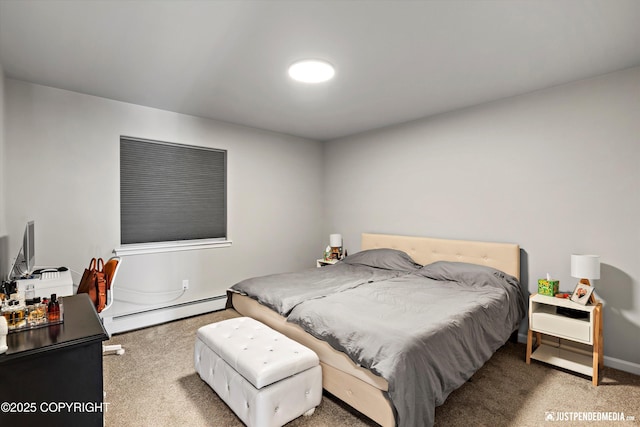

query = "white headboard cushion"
[361,233,520,280]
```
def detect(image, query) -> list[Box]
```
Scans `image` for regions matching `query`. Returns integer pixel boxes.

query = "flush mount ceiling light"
[288,59,335,83]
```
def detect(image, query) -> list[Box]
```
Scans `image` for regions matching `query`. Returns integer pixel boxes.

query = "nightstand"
[316,259,338,268]
[526,293,603,386]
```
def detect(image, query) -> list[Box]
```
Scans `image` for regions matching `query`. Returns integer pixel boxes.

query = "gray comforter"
[230,262,410,316]
[288,262,526,426]
[230,255,525,427]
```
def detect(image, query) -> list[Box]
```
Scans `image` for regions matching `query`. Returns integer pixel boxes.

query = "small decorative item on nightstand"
[537,273,559,296]
[571,282,595,305]
[323,245,331,261]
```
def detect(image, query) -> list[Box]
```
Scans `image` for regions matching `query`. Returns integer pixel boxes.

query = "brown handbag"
[77,258,107,313]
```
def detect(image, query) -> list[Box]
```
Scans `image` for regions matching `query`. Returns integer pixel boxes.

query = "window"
[119,137,227,254]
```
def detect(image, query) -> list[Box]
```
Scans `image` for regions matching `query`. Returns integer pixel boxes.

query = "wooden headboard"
[361,233,520,280]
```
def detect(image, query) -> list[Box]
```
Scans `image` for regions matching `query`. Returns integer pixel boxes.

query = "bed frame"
[230,233,520,426]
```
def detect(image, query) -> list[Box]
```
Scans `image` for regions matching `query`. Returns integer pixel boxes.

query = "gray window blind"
[120,137,226,245]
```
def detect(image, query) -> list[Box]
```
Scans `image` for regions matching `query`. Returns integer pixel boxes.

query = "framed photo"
[570,283,594,305]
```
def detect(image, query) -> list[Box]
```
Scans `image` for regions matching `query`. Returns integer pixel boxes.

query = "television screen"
[24,221,35,275]
[0,235,8,281]
[10,221,35,279]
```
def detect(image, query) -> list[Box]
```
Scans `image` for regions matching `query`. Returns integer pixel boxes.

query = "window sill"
[114,239,232,256]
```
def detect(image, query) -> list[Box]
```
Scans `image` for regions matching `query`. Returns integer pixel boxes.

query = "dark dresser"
[0,293,109,426]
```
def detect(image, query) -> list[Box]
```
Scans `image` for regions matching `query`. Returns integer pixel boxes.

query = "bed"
[227,233,524,426]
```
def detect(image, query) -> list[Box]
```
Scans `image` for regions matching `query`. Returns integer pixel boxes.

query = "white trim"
[113,239,232,256]
[103,296,227,335]
[603,355,640,376]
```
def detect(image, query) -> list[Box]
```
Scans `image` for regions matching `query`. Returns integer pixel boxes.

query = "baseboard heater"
[103,295,227,335]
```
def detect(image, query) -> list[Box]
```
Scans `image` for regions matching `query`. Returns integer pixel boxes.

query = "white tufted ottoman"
[194,317,322,427]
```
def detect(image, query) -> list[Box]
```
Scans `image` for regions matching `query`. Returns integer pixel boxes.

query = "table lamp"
[571,254,600,304]
[329,234,343,260]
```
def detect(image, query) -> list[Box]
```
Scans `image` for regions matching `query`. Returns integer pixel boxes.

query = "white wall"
[324,67,640,367]
[0,64,6,236]
[5,67,639,370]
[5,79,324,325]
[0,64,7,281]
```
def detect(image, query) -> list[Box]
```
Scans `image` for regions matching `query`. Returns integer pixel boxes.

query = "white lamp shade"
[329,234,343,247]
[571,254,600,280]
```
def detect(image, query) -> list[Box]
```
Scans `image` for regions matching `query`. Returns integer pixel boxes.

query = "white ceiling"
[1,0,639,141]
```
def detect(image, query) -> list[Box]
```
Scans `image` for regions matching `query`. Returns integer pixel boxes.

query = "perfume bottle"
[25,284,35,303]
[36,297,47,324]
[27,297,46,326]
[8,300,26,329]
[48,294,60,322]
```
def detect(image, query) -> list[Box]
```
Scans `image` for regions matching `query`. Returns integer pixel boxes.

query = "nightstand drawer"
[531,312,591,343]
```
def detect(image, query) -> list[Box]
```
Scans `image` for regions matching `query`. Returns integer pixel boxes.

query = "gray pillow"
[341,248,421,272]
[418,261,516,287]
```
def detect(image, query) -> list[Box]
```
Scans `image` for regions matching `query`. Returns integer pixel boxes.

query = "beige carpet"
[103,309,640,427]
